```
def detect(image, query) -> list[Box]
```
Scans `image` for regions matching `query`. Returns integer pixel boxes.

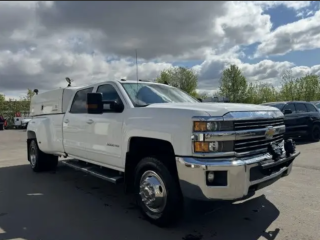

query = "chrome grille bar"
[234,118,284,131]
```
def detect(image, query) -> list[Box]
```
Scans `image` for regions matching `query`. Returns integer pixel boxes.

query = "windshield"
[315,103,320,109]
[121,82,199,107]
[262,103,285,110]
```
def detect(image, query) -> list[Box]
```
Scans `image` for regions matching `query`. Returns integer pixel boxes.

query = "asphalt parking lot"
[0,130,319,240]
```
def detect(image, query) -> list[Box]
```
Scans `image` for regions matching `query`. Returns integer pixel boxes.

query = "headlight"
[194,141,233,153]
[193,121,233,132]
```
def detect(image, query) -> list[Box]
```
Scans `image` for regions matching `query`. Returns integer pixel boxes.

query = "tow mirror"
[87,93,103,114]
[87,93,124,114]
[283,109,292,115]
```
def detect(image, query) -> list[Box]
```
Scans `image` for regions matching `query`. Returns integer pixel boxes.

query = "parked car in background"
[21,118,31,129]
[0,115,5,131]
[261,101,320,141]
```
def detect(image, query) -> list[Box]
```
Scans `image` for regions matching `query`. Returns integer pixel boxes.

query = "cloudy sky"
[1,1,320,99]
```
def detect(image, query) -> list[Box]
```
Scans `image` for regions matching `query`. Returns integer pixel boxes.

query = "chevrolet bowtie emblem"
[265,126,276,139]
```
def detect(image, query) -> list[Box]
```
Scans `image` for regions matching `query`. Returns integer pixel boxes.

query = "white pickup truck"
[26,79,300,227]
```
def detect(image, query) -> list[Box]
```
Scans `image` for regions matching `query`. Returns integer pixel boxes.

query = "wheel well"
[124,137,177,193]
[27,131,36,139]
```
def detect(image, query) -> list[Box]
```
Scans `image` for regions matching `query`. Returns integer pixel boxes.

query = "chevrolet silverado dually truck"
[26,79,300,227]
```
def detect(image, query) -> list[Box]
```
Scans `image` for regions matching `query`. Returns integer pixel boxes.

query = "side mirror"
[283,109,292,115]
[87,93,124,114]
[197,98,203,102]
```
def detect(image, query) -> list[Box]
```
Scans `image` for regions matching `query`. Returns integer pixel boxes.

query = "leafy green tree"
[219,65,248,103]
[244,83,258,104]
[279,70,298,101]
[156,67,198,97]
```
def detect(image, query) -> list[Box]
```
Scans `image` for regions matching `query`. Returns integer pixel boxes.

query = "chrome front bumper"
[176,152,300,201]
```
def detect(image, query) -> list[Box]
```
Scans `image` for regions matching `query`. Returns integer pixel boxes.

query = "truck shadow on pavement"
[0,163,280,240]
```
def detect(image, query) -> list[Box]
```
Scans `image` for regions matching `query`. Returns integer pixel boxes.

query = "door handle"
[87,119,94,124]
[64,119,69,123]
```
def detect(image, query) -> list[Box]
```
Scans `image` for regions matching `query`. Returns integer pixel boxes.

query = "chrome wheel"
[139,170,167,218]
[29,144,37,167]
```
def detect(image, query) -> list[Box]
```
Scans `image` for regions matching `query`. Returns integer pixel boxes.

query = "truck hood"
[145,102,280,117]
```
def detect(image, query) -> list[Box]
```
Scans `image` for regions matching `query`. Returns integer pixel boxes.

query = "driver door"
[85,83,125,169]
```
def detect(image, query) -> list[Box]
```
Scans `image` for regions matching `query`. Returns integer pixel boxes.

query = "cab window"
[69,87,94,113]
[97,84,123,103]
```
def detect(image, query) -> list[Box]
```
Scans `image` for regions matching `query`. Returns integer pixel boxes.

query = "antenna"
[135,49,139,93]
[135,49,139,82]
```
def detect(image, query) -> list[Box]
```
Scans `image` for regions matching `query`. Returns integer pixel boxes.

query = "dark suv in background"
[311,101,320,110]
[261,101,320,141]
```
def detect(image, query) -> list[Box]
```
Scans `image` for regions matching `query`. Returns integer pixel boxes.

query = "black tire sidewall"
[311,125,320,141]
[29,140,40,170]
[134,157,183,227]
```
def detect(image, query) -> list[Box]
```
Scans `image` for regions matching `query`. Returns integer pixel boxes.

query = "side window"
[283,103,296,113]
[70,87,94,113]
[295,103,308,113]
[306,103,318,112]
[97,84,123,103]
[97,84,123,112]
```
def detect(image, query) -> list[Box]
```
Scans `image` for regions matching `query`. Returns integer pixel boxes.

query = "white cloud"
[254,1,312,10]
[0,1,319,98]
[255,9,320,57]
[193,48,320,91]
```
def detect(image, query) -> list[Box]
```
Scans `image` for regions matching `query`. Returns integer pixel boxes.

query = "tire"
[134,156,183,227]
[28,139,58,172]
[310,125,320,142]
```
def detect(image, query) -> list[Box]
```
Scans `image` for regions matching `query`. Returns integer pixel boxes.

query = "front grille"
[234,118,284,131]
[234,117,285,155]
[234,133,284,154]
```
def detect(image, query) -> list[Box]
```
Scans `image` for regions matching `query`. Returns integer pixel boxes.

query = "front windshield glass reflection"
[121,82,199,107]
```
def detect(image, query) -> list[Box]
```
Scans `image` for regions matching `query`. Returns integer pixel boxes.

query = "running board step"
[60,160,123,184]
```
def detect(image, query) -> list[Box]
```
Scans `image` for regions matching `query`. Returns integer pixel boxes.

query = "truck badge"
[265,126,275,139]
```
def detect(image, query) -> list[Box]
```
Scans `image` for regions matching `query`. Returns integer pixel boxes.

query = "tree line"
[0,89,35,125]
[156,65,320,103]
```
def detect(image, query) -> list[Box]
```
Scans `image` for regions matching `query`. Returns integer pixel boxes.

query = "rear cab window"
[69,87,94,113]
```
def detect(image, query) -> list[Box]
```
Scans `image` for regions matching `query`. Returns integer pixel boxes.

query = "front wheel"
[134,157,183,227]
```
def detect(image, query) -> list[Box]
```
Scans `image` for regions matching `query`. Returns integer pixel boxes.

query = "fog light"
[207,171,215,182]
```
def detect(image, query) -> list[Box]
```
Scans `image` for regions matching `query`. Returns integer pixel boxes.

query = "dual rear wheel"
[28,139,58,172]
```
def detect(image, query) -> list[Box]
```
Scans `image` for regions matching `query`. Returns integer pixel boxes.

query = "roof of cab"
[36,79,164,96]
[82,79,163,88]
